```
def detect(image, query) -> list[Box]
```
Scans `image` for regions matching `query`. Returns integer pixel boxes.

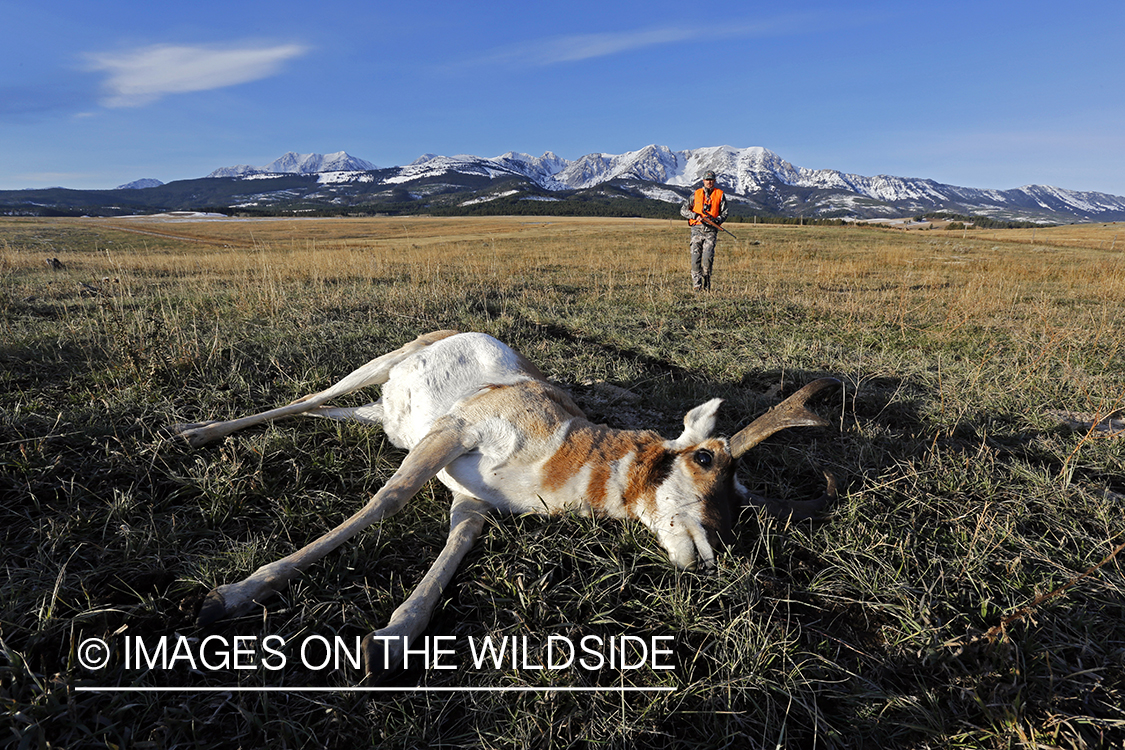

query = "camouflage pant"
[689,226,718,289]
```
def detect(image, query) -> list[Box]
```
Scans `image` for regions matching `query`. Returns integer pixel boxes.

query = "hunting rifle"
[695,213,738,239]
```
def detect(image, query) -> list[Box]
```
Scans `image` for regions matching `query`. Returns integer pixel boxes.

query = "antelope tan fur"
[175,330,839,672]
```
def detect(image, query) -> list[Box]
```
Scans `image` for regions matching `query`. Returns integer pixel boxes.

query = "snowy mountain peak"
[494,151,568,171]
[493,151,571,186]
[115,178,164,190]
[549,144,795,191]
[208,151,376,178]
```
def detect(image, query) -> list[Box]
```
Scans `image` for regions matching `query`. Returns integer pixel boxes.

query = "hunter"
[680,170,729,291]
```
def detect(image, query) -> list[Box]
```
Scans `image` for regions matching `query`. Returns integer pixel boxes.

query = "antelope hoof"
[174,421,217,433]
[362,630,406,675]
[197,589,229,627]
[172,422,223,448]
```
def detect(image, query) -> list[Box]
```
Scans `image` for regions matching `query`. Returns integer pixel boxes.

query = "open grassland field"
[2,216,1124,748]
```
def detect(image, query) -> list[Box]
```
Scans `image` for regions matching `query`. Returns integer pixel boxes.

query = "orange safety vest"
[689,187,724,225]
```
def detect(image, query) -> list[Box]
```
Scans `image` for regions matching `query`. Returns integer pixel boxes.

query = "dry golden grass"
[970,221,1124,250]
[8,215,1124,300]
[2,215,1124,748]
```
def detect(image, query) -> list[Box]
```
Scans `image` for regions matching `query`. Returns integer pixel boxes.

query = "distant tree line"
[915,212,1055,229]
[726,214,852,226]
[222,202,862,225]
[431,194,673,219]
[3,192,1061,228]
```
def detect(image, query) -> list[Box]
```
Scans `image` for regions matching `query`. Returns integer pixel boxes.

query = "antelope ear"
[671,398,723,448]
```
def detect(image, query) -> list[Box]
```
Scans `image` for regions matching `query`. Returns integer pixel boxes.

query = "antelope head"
[649,377,841,570]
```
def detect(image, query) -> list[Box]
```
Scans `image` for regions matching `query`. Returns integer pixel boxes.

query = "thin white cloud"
[471,14,823,68]
[88,42,309,108]
[533,27,701,64]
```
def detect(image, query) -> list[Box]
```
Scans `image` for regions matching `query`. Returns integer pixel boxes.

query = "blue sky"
[3,1,1123,196]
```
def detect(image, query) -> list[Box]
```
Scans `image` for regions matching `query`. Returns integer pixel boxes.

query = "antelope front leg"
[363,493,491,674]
[197,422,474,626]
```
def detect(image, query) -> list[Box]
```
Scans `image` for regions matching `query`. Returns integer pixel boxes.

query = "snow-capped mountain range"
[5,145,1124,222]
[207,151,377,178]
[195,144,1125,223]
[378,145,1125,221]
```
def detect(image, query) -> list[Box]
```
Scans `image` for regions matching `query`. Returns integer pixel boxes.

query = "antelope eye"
[694,449,713,467]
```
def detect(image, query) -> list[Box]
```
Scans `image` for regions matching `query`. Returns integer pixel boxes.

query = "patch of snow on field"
[460,189,520,206]
[317,171,375,184]
[637,186,684,204]
[122,211,228,220]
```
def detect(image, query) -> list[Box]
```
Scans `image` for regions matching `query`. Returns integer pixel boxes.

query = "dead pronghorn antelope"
[175,330,839,672]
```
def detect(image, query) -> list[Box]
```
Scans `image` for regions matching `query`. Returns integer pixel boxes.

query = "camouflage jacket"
[679,187,729,231]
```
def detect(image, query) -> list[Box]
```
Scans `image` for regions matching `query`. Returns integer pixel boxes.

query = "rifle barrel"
[699,215,737,239]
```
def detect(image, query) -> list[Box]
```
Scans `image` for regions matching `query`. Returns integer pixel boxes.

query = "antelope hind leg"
[363,493,491,674]
[174,330,459,447]
[303,403,384,425]
[197,420,474,626]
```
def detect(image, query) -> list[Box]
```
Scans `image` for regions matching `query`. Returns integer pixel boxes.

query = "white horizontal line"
[76,686,675,693]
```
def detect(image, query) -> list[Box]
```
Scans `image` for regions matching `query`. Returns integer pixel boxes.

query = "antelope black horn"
[729,378,841,458]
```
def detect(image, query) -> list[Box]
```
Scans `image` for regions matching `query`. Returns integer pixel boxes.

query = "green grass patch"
[2,216,1124,748]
